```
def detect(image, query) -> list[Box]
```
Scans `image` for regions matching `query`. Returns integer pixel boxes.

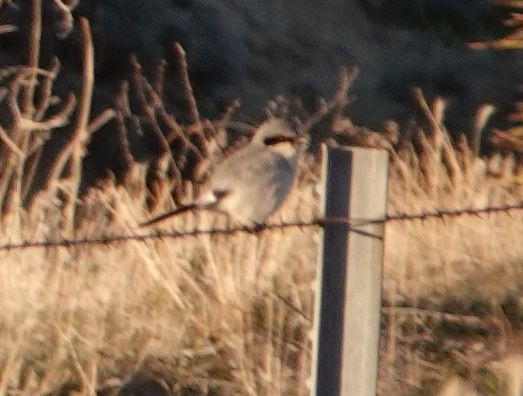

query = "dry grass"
[0,158,320,395]
[380,100,523,395]
[0,106,522,395]
[0,3,522,396]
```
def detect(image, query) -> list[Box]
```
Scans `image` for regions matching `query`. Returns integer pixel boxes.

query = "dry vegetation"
[382,96,523,396]
[0,2,522,396]
[471,0,523,153]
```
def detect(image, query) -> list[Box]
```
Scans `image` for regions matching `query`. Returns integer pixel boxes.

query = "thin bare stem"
[0,24,16,34]
[50,0,78,38]
[63,17,94,235]
[21,0,41,115]
[172,42,200,125]
[88,109,116,134]
[0,126,23,157]
[470,104,496,157]
[34,57,60,120]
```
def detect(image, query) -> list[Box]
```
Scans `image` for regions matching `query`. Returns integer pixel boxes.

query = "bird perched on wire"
[139,118,307,228]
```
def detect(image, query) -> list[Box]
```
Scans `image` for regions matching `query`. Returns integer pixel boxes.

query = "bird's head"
[251,118,309,158]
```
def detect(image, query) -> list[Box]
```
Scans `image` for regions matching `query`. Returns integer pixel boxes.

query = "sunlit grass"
[0,2,522,395]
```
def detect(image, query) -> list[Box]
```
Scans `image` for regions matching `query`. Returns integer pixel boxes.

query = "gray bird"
[139,118,306,227]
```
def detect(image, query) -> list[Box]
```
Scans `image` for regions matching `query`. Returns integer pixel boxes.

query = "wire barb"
[0,202,521,251]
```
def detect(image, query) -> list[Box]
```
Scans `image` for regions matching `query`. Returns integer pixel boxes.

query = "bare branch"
[62,17,94,234]
[0,126,23,157]
[172,42,200,125]
[21,0,42,115]
[50,0,78,38]
[0,24,16,34]
[88,109,116,134]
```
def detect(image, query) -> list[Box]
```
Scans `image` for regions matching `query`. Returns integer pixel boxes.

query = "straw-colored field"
[0,112,522,395]
[0,3,522,396]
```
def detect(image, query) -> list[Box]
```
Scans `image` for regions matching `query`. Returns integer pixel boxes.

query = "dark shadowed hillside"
[70,0,519,130]
[2,0,519,130]
[0,0,519,190]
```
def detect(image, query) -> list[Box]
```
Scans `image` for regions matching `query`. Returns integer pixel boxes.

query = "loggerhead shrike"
[139,118,306,227]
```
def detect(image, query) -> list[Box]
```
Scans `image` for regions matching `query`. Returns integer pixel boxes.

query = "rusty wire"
[0,202,521,251]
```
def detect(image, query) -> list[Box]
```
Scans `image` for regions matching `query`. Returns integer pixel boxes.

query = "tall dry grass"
[0,174,319,395]
[380,96,523,395]
[0,93,521,395]
[0,2,522,395]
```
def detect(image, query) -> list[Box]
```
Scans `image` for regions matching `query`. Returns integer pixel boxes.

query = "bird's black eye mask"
[263,136,296,146]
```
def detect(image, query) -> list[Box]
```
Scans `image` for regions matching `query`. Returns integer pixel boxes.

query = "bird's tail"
[139,189,229,228]
[138,203,201,227]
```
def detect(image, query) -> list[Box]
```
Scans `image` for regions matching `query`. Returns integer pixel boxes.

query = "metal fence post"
[311,145,389,396]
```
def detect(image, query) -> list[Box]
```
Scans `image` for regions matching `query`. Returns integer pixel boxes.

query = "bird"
[139,118,306,228]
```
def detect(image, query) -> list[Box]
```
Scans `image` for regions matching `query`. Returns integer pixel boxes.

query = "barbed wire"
[339,202,523,226]
[0,202,521,251]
